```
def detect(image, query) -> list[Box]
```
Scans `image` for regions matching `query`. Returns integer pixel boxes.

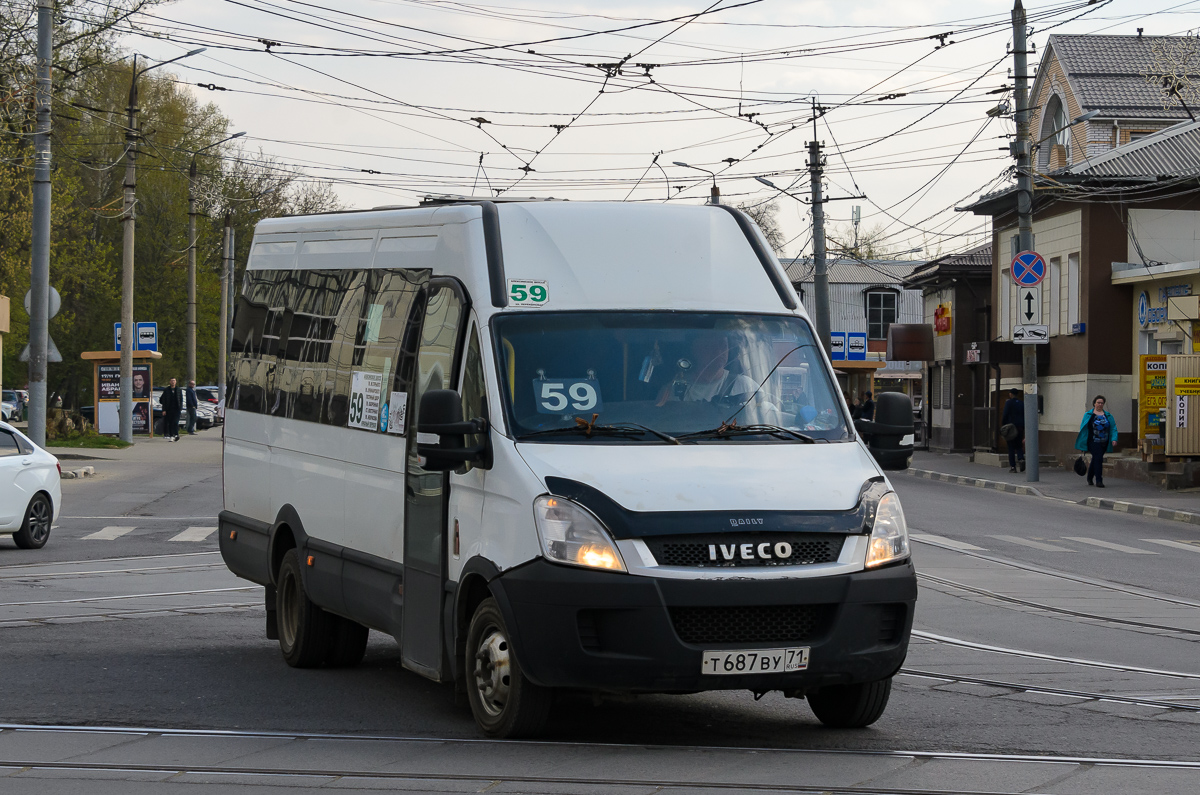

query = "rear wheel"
[325,614,369,667]
[465,598,551,738]
[808,677,892,728]
[276,549,334,667]
[13,493,52,550]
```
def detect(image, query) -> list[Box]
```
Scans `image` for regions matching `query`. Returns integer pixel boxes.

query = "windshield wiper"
[519,417,680,444]
[677,423,816,443]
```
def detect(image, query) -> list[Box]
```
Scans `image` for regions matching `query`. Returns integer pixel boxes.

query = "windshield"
[493,312,851,442]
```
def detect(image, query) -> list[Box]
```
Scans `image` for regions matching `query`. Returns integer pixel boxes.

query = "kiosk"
[82,350,162,436]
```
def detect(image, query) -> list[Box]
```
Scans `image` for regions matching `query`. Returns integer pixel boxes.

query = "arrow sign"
[1018,286,1042,326]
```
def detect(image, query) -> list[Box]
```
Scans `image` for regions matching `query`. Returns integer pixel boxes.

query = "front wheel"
[465,598,551,738]
[13,493,52,549]
[808,677,892,728]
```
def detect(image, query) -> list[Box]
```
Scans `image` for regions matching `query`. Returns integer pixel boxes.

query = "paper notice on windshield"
[387,391,408,435]
[348,371,384,430]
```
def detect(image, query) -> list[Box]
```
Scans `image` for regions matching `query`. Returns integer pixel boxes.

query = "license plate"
[701,647,810,675]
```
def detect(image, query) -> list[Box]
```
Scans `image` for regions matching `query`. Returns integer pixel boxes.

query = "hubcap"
[278,568,300,651]
[473,626,512,718]
[29,499,50,544]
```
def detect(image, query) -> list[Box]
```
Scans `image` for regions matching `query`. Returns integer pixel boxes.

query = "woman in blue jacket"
[1075,395,1117,487]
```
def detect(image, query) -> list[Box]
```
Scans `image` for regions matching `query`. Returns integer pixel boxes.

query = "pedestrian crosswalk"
[913,532,1200,556]
[79,526,217,543]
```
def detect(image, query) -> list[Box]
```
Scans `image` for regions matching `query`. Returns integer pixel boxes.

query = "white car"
[0,421,60,549]
[0,401,18,422]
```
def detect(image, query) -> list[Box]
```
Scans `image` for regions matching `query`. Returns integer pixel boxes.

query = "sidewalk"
[909,450,1200,526]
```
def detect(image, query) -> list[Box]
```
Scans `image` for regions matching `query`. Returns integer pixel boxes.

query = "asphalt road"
[1,438,1199,792]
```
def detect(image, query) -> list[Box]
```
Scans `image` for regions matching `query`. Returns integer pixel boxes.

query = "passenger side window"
[0,430,20,457]
[228,270,284,414]
[460,325,487,471]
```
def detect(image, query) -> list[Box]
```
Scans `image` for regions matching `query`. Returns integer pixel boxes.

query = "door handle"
[21,459,32,466]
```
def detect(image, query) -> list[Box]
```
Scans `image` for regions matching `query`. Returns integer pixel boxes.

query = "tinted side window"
[459,325,487,471]
[278,270,347,423]
[229,270,284,414]
[0,430,20,457]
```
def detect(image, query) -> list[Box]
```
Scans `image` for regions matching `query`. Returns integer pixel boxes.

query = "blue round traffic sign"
[1011,251,1046,286]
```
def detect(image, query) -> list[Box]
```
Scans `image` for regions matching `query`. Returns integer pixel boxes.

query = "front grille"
[669,605,832,645]
[645,534,844,568]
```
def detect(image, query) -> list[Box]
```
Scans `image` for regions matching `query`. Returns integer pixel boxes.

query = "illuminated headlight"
[865,491,910,568]
[533,495,626,572]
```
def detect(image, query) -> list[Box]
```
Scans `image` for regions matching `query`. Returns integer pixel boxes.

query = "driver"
[657,333,757,405]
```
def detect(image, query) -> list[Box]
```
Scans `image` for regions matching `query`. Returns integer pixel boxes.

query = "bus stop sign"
[1011,251,1046,286]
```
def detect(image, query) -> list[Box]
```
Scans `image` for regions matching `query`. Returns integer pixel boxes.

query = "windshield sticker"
[508,279,548,307]
[387,391,408,435]
[534,378,602,414]
[348,371,384,430]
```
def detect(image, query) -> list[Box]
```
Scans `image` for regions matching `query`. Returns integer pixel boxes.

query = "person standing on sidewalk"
[859,391,876,421]
[185,380,199,435]
[1076,395,1117,488]
[161,378,183,442]
[1001,388,1026,472]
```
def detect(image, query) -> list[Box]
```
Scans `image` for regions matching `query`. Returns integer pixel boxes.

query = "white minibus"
[219,198,917,738]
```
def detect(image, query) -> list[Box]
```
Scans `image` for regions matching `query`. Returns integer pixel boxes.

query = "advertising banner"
[1139,354,1167,443]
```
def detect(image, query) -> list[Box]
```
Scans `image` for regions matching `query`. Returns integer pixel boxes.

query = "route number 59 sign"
[508,279,548,306]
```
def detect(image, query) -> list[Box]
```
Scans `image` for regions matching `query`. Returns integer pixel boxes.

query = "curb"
[1083,497,1200,526]
[59,466,95,480]
[907,469,1046,497]
[907,468,1200,527]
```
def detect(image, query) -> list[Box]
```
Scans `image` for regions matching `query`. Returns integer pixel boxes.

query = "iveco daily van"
[219,198,917,738]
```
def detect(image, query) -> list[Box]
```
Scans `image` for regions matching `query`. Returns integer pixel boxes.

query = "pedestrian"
[185,380,199,435]
[1076,395,1117,488]
[1001,387,1026,473]
[859,391,876,421]
[848,393,862,419]
[161,377,183,442]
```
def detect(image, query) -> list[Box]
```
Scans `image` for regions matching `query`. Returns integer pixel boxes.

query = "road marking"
[169,525,216,545]
[988,535,1075,552]
[82,526,135,541]
[911,533,986,551]
[1064,537,1157,555]
[1142,539,1200,553]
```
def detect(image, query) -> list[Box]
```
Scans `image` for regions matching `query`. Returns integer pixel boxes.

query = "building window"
[1127,130,1154,143]
[866,290,898,340]
[930,367,942,409]
[1049,257,1061,335]
[1067,253,1080,328]
[1000,268,1012,340]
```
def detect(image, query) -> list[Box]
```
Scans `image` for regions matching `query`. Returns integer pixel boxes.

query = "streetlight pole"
[188,131,244,384]
[118,48,205,442]
[28,0,52,447]
[1012,0,1039,482]
[672,161,720,204]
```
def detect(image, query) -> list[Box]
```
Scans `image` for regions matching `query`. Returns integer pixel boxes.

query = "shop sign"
[934,302,952,335]
[1139,291,1168,327]
[1140,354,1167,441]
[1159,284,1192,303]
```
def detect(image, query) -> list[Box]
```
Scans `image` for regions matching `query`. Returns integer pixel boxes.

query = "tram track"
[898,669,1200,711]
[917,571,1200,638]
[0,550,220,571]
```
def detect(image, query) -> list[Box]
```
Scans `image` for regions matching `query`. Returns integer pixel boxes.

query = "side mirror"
[416,389,490,471]
[854,392,914,471]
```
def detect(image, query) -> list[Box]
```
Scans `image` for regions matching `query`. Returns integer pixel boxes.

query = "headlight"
[533,495,626,572]
[865,490,910,568]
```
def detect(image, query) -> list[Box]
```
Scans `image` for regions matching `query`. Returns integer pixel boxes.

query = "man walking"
[185,380,199,435]
[161,377,182,442]
[1001,388,1026,472]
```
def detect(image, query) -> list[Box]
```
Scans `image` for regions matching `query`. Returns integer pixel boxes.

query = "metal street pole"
[808,138,831,355]
[28,0,53,447]
[187,157,197,384]
[118,56,139,443]
[218,214,231,403]
[1013,0,1039,482]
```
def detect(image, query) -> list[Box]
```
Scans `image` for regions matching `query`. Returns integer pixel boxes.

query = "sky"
[105,0,1200,261]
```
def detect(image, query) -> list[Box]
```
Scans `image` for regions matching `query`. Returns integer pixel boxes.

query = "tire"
[275,549,335,667]
[808,677,892,728]
[13,493,52,550]
[465,597,552,738]
[324,614,369,667]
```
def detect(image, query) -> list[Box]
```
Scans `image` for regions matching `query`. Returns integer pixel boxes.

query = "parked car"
[1,400,18,423]
[0,421,60,549]
[195,385,223,425]
[151,387,216,433]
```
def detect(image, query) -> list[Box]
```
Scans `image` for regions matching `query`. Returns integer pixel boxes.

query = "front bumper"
[491,557,916,693]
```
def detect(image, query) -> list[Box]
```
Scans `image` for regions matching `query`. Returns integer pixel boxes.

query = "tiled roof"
[1047,34,1195,119]
[1066,119,1200,178]
[908,243,991,282]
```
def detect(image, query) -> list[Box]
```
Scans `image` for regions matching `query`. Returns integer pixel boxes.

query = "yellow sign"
[1140,354,1168,441]
[1176,378,1200,387]
[1178,387,1200,396]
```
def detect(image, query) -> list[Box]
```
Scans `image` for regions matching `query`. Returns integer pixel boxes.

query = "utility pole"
[28,0,52,447]
[187,159,198,384]
[808,99,831,355]
[218,213,232,403]
[118,55,139,443]
[1012,0,1040,482]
